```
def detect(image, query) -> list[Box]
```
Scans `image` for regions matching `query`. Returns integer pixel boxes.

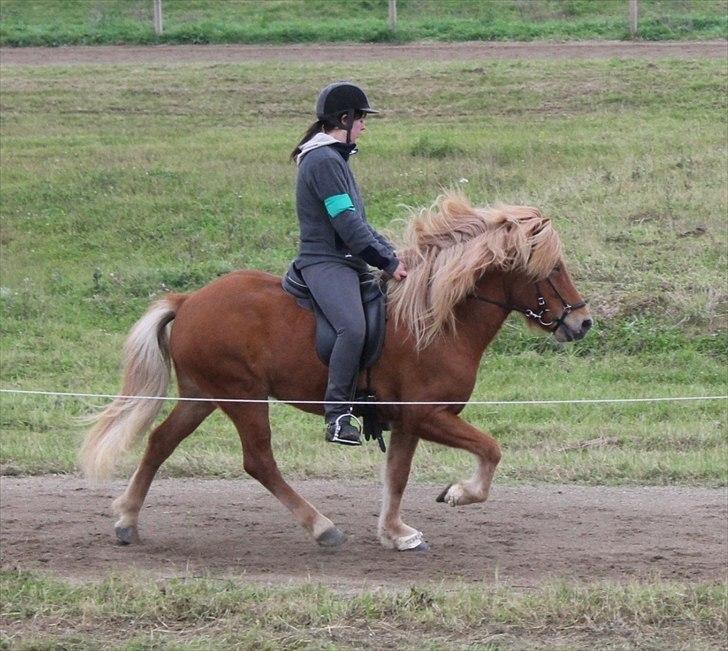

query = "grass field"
[0,38,727,651]
[1,56,726,484]
[2,570,725,650]
[1,0,727,45]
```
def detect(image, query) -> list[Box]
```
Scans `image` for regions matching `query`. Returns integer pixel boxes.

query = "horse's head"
[506,261,592,342]
[390,192,594,349]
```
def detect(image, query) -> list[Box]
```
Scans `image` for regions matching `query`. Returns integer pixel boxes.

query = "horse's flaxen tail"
[79,293,187,481]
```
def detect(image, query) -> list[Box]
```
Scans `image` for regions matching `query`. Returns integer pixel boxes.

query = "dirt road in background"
[1,40,725,66]
[1,477,725,587]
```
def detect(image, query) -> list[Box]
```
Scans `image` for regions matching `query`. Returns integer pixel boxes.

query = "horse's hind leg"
[112,398,214,544]
[378,429,428,551]
[220,401,345,546]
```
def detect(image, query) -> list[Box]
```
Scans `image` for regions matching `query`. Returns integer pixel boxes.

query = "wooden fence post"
[153,0,163,35]
[388,0,397,31]
[629,0,639,39]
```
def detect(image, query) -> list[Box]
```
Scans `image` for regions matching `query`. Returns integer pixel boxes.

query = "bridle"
[472,275,587,333]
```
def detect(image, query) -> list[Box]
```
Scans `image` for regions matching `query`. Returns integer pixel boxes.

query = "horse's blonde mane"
[388,191,562,349]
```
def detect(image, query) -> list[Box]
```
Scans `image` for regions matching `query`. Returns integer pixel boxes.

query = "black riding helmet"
[315,82,379,143]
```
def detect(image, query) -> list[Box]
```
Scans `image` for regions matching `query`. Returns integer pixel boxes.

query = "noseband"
[472,276,587,332]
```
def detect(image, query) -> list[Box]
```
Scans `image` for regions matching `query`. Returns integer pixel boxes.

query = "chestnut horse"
[80,193,592,551]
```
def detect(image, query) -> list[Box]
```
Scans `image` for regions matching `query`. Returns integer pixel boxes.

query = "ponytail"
[290,112,355,162]
[290,120,325,162]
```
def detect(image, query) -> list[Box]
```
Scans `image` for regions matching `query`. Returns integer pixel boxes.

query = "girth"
[281,262,387,370]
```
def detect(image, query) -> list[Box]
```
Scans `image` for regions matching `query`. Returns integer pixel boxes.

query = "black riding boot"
[325,414,362,446]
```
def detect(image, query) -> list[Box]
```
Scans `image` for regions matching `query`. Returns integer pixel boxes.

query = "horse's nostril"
[582,318,593,332]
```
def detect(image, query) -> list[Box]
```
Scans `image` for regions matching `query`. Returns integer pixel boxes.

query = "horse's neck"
[454,273,510,358]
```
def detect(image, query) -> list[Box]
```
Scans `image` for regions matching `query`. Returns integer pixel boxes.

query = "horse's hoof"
[316,526,347,547]
[401,541,430,552]
[435,484,452,503]
[389,530,428,551]
[115,525,139,545]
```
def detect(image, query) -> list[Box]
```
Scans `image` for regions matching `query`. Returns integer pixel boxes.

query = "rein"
[472,277,586,332]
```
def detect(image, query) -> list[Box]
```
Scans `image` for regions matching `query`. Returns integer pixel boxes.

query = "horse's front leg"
[377,429,428,551]
[420,410,501,506]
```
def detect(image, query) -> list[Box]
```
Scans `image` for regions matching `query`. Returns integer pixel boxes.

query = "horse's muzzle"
[554,315,593,343]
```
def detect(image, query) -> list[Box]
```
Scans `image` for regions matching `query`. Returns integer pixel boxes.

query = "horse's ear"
[530,219,548,237]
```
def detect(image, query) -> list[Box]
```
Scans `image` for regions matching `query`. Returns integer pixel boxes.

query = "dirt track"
[0,40,726,66]
[1,477,725,587]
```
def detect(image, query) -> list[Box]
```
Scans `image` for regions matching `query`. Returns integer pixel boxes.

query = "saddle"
[281,262,390,451]
[281,262,386,369]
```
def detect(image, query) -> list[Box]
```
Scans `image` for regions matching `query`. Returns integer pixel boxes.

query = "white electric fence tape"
[0,388,725,406]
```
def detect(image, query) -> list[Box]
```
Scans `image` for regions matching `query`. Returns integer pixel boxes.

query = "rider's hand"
[392,261,408,281]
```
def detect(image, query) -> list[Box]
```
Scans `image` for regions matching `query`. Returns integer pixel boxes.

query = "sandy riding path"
[1,477,725,588]
[0,41,726,66]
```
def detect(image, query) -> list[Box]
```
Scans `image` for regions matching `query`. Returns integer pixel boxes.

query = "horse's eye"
[553,265,562,274]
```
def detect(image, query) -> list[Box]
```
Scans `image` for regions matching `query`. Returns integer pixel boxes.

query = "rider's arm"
[307,156,399,274]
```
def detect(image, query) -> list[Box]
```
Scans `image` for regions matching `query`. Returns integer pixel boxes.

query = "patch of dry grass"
[1,570,726,650]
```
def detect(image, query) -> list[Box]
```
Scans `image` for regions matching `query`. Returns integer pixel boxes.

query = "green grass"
[2,350,726,484]
[0,57,726,482]
[2,570,726,650]
[1,47,726,651]
[1,0,727,45]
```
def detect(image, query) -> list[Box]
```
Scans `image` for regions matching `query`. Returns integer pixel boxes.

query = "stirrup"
[326,414,363,446]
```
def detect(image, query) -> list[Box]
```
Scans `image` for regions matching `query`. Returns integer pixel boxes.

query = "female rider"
[290,81,407,446]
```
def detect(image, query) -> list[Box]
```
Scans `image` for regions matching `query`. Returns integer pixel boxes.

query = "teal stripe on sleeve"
[324,193,355,219]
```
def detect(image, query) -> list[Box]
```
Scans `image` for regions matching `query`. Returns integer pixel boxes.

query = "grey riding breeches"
[300,261,366,421]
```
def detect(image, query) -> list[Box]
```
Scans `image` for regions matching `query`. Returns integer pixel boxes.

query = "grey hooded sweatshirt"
[294,133,399,275]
